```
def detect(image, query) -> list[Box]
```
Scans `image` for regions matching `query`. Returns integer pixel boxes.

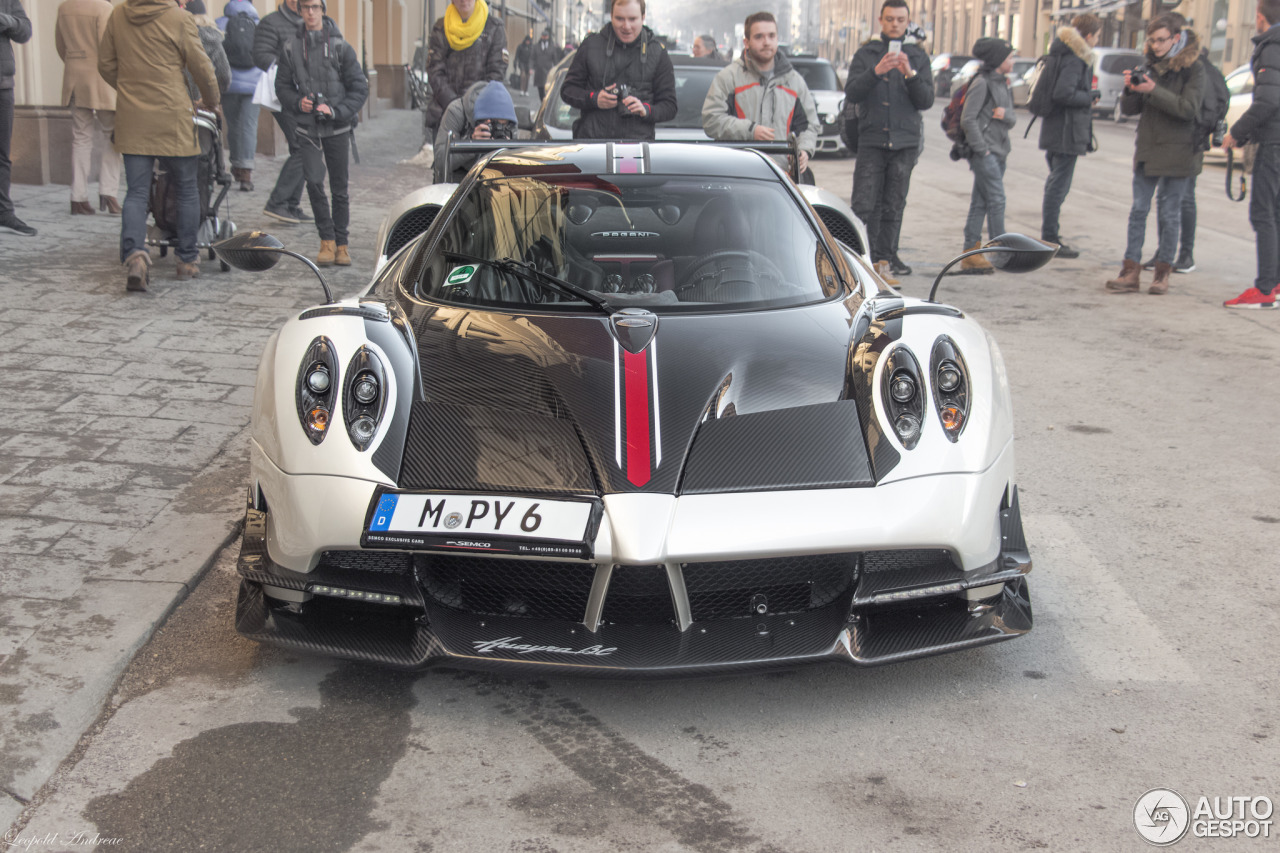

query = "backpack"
[1194,56,1230,152]
[1025,54,1058,117]
[940,80,972,144]
[840,99,859,152]
[224,12,256,70]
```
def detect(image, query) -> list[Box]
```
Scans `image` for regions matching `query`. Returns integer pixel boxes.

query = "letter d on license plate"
[364,492,595,554]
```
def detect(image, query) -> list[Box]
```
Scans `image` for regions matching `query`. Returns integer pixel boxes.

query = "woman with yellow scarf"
[423,0,508,142]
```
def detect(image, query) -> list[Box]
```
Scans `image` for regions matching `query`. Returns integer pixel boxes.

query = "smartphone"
[888,40,902,54]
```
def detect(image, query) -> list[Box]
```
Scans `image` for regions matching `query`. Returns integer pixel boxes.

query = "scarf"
[444,0,489,51]
[1164,30,1188,62]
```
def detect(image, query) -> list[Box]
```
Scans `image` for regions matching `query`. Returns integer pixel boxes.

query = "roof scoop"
[609,308,658,354]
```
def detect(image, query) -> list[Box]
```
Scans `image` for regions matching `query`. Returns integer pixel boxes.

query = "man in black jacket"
[0,0,33,237]
[531,28,562,101]
[1038,14,1100,259]
[844,0,933,283]
[1223,0,1280,308]
[560,0,676,141]
[275,0,367,267]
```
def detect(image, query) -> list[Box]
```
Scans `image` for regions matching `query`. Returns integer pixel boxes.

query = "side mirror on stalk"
[213,231,335,303]
[928,233,1059,302]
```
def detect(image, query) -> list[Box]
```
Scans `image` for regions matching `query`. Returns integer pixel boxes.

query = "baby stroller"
[147,108,235,271]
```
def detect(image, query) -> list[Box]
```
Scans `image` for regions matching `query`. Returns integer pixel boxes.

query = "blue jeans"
[222,93,259,170]
[1041,152,1077,242]
[122,154,198,263]
[964,152,1006,247]
[1124,164,1189,265]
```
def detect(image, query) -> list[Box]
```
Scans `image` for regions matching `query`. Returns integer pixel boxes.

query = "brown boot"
[176,260,201,281]
[873,259,899,285]
[317,240,337,266]
[232,168,254,192]
[1105,259,1141,293]
[958,242,994,275]
[99,196,122,215]
[1148,261,1172,294]
[125,250,151,292]
[334,244,351,266]
[71,200,95,215]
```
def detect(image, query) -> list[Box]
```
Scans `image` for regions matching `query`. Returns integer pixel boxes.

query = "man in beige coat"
[56,0,120,216]
[99,0,219,291]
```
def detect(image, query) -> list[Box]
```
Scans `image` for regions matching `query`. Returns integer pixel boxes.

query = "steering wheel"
[677,249,789,298]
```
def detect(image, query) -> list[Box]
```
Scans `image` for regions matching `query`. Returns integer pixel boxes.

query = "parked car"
[219,140,1046,675]
[789,55,849,156]
[1091,47,1144,122]
[1008,56,1037,107]
[533,52,721,141]
[932,53,975,97]
[1206,64,1253,163]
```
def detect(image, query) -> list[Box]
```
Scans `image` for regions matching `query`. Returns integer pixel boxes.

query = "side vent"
[385,205,441,258]
[813,205,865,255]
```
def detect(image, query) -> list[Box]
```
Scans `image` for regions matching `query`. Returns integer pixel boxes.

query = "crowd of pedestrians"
[2,0,1278,311]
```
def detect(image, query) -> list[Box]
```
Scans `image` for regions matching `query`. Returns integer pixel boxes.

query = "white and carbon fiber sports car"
[220,142,1048,676]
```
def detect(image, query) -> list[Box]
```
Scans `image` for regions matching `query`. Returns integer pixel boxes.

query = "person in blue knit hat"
[433,79,517,183]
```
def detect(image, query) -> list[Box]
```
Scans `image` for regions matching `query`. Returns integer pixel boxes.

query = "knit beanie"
[972,37,1013,70]
[185,0,207,14]
[473,81,517,123]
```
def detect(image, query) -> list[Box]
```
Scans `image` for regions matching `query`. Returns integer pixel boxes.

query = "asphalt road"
[7,114,1278,853]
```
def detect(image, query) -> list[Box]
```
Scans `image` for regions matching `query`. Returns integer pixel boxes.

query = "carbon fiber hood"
[396,300,875,495]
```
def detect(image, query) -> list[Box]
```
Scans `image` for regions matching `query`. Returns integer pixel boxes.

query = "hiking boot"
[1223,286,1280,309]
[317,240,337,266]
[125,250,151,292]
[1173,250,1195,273]
[1148,261,1172,295]
[335,244,351,266]
[958,243,994,275]
[0,213,37,236]
[176,260,201,281]
[889,254,912,276]
[263,202,301,224]
[874,259,899,285]
[71,201,95,216]
[232,167,254,192]
[1051,241,1080,259]
[1105,259,1141,293]
[289,205,313,223]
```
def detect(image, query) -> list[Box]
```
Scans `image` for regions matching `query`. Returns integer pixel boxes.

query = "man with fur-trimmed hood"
[1104,14,1204,296]
[1037,13,1100,259]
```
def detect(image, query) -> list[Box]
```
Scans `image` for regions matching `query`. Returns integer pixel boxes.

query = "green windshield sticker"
[446,265,478,286]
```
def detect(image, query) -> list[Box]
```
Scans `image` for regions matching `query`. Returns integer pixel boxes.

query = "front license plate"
[362,492,597,558]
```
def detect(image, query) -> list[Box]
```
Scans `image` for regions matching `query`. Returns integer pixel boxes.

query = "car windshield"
[546,67,719,132]
[793,60,839,91]
[414,171,840,314]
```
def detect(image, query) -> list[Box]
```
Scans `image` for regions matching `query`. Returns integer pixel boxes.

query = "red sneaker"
[1224,287,1279,309]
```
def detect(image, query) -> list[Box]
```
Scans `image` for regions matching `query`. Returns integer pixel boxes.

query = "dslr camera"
[487,120,515,141]
[311,92,330,120]
[1212,119,1229,147]
[1128,66,1151,87]
[614,83,633,116]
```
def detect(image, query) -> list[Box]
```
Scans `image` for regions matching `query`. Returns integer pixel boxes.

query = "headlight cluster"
[930,337,970,442]
[880,337,972,448]
[294,337,388,451]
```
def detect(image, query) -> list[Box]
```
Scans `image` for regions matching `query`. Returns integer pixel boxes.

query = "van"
[1092,47,1144,121]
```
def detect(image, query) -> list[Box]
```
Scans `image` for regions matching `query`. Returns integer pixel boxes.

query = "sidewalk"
[0,106,430,831]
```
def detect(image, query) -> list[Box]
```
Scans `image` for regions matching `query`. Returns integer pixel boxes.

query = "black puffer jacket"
[1038,26,1094,156]
[252,1,314,72]
[560,23,676,140]
[275,19,368,137]
[844,34,934,150]
[1120,29,1205,177]
[1229,24,1280,145]
[423,12,506,129]
[0,0,32,89]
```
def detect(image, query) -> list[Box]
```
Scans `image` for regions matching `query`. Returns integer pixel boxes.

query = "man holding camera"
[701,12,818,182]
[275,0,367,267]
[560,0,676,141]
[1222,0,1280,308]
[1104,14,1204,296]
[844,0,933,284]
[433,79,517,183]
[1037,14,1101,259]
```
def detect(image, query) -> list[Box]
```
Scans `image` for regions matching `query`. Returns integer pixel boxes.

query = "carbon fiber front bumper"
[234,491,1033,676]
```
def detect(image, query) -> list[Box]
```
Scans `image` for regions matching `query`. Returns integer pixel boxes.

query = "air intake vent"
[814,206,863,254]
[385,205,440,258]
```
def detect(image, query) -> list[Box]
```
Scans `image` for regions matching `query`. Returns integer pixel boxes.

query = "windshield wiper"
[443,251,615,315]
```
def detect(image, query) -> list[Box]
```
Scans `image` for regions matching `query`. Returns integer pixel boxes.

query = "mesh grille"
[863,549,956,573]
[815,207,861,253]
[601,565,675,625]
[317,550,413,574]
[385,206,440,258]
[682,553,857,621]
[418,556,595,622]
